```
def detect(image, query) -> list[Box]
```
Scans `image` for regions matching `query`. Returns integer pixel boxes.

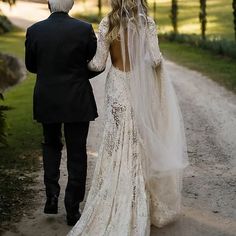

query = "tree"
[2,0,16,7]
[153,0,157,21]
[0,0,15,33]
[233,0,236,41]
[98,0,102,17]
[199,0,207,40]
[170,0,178,34]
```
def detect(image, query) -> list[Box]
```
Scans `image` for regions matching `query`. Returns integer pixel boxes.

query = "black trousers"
[42,122,89,214]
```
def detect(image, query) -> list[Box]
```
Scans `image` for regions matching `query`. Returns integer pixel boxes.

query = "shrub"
[0,53,26,93]
[0,11,12,34]
[0,53,26,145]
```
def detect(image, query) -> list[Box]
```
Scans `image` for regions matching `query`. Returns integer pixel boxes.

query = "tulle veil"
[119,0,188,226]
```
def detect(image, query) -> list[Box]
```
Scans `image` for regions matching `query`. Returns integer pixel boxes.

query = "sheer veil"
[119,0,188,226]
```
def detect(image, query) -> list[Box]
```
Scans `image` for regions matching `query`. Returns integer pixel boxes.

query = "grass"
[74,0,236,91]
[75,0,234,40]
[159,39,236,92]
[151,0,236,91]
[151,0,234,40]
[0,29,41,228]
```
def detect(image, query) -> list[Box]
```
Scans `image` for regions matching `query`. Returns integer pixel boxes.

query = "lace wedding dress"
[68,16,187,236]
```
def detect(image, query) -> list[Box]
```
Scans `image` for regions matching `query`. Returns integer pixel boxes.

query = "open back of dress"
[110,36,131,72]
[67,15,188,235]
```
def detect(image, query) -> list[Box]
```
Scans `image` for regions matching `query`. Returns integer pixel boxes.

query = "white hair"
[48,0,74,13]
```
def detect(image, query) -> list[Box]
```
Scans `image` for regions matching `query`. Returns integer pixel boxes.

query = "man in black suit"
[25,0,101,226]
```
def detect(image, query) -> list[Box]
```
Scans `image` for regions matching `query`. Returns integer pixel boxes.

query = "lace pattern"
[88,17,162,71]
[68,17,182,236]
[147,17,162,67]
[68,66,150,236]
[88,17,110,71]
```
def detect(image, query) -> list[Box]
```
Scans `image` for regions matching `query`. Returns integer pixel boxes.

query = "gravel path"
[1,1,236,236]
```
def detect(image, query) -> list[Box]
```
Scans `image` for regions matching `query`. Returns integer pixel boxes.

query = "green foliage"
[0,0,15,33]
[233,0,236,40]
[199,0,207,40]
[151,0,233,40]
[160,33,236,60]
[0,11,12,34]
[170,0,178,34]
[0,53,26,91]
[0,51,25,146]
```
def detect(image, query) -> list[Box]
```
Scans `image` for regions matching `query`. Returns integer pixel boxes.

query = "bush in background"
[0,0,15,34]
[0,53,26,146]
[160,33,236,60]
[0,53,26,92]
[0,11,12,34]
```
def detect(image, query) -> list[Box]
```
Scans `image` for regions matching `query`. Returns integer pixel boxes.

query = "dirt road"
[1,1,236,236]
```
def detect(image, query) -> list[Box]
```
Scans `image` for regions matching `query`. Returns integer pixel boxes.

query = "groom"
[25,0,100,226]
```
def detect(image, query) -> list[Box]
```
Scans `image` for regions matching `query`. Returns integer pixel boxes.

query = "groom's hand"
[88,69,105,79]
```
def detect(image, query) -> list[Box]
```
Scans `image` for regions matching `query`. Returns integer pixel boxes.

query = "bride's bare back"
[87,17,162,72]
[110,36,130,72]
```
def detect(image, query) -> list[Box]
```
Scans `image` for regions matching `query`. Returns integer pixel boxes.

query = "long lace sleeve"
[88,17,110,71]
[147,17,162,67]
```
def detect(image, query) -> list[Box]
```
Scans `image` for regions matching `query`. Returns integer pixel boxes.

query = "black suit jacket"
[25,12,100,123]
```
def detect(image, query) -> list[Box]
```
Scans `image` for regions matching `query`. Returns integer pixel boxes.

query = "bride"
[68,0,188,235]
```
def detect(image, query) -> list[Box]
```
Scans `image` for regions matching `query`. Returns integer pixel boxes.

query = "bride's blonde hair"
[107,0,148,41]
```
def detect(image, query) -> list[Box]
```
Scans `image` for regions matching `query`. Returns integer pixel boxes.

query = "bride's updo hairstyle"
[107,0,148,41]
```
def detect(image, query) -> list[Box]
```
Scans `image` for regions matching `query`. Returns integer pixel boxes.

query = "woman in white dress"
[68,0,188,235]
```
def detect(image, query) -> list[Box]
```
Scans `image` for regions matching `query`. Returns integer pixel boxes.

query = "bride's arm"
[147,17,162,67]
[88,18,110,72]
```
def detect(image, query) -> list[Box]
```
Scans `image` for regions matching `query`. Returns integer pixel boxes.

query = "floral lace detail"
[149,172,182,228]
[68,66,150,236]
[68,17,181,236]
[147,17,162,67]
[88,17,110,71]
[88,17,162,71]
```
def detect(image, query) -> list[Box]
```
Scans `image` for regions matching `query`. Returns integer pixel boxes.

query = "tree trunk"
[153,0,157,21]
[1,0,15,7]
[170,0,178,34]
[98,0,102,17]
[233,0,236,41]
[199,0,207,40]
